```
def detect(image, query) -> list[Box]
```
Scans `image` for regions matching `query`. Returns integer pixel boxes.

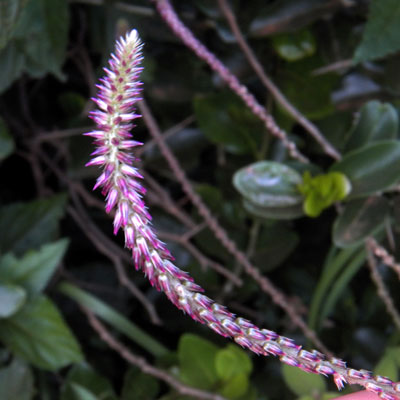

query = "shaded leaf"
[233,161,303,208]
[345,100,398,152]
[272,29,316,61]
[219,373,249,399]
[333,197,389,248]
[0,194,67,255]
[282,364,326,396]
[121,367,160,400]
[354,0,400,62]
[194,91,263,155]
[0,358,34,400]
[0,283,26,318]
[61,363,117,400]
[242,198,304,220]
[178,333,218,389]
[0,0,29,49]
[0,118,15,161]
[375,347,400,382]
[0,239,69,296]
[0,295,83,370]
[68,384,98,400]
[330,141,400,198]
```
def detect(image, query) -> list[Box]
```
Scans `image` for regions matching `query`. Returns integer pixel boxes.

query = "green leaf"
[0,295,83,370]
[215,344,252,381]
[0,194,67,255]
[193,91,263,155]
[58,281,169,358]
[178,333,219,389]
[61,363,117,400]
[272,29,316,61]
[121,367,160,400]
[332,197,389,248]
[0,0,29,50]
[219,373,249,399]
[0,239,69,296]
[68,384,98,400]
[0,283,26,318]
[0,117,15,161]
[242,198,304,220]
[281,364,326,396]
[375,347,400,382]
[0,358,34,400]
[233,161,303,208]
[298,171,351,217]
[330,141,400,198]
[354,0,400,62]
[345,100,398,152]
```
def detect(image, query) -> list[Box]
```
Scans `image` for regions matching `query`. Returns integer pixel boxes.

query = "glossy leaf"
[0,295,83,370]
[61,363,117,400]
[298,171,351,217]
[121,368,160,400]
[194,91,263,155]
[243,198,304,220]
[282,364,326,396]
[0,194,67,255]
[330,141,400,198]
[0,358,34,400]
[178,333,218,389]
[0,118,15,161]
[0,239,69,296]
[345,100,398,152]
[272,29,316,61]
[333,197,389,248]
[0,283,26,318]
[233,161,303,208]
[58,282,169,358]
[354,0,400,62]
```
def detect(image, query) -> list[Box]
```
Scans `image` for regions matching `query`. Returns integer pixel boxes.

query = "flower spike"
[85,29,400,399]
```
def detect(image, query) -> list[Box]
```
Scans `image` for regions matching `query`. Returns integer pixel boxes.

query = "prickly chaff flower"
[84,29,400,400]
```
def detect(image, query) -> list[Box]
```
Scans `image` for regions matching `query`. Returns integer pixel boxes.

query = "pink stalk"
[84,29,400,400]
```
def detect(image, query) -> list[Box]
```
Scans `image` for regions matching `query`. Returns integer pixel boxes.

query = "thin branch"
[139,99,331,355]
[158,231,242,286]
[366,239,400,331]
[153,0,309,163]
[368,237,400,281]
[84,309,227,400]
[217,0,341,161]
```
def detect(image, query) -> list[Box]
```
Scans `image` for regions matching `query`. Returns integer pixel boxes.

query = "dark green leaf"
[330,141,400,198]
[249,0,343,37]
[178,333,219,389]
[281,364,326,396]
[345,100,398,152]
[0,42,25,93]
[0,283,26,318]
[0,0,29,49]
[215,344,252,381]
[354,0,400,62]
[0,194,67,255]
[194,91,263,155]
[58,282,169,358]
[0,295,83,370]
[332,197,389,248]
[68,385,98,400]
[61,363,117,400]
[0,118,15,160]
[121,367,160,400]
[0,358,34,400]
[272,29,316,61]
[233,161,303,208]
[0,239,69,296]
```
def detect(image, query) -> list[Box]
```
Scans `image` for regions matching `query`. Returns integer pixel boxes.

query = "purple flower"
[84,28,400,400]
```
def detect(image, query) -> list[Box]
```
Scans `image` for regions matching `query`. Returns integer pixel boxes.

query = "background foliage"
[1,0,400,399]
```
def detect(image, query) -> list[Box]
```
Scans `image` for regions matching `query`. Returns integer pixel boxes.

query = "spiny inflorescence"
[84,29,399,400]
